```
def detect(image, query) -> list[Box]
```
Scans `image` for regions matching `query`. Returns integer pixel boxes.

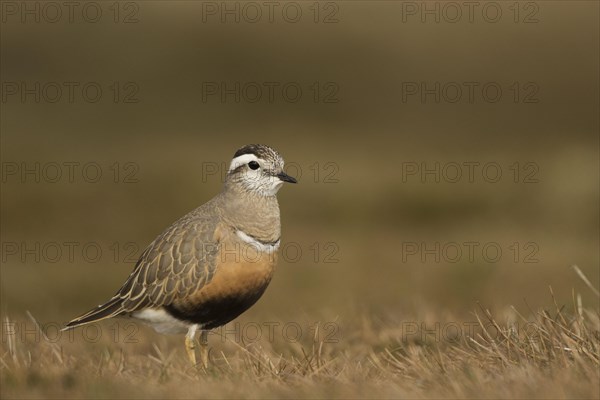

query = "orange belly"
[165,248,277,329]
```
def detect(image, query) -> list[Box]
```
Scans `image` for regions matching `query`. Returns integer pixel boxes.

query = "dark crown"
[233,144,280,161]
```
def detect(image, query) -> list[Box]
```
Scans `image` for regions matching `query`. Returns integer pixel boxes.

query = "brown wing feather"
[64,206,223,329]
[118,215,221,311]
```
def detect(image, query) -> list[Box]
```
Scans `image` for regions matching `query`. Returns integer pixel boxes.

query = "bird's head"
[225,144,297,196]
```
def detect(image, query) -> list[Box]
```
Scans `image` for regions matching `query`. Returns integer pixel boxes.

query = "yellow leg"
[199,330,209,368]
[185,325,198,366]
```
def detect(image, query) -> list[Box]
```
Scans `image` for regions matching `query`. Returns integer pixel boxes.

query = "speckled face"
[226,144,297,196]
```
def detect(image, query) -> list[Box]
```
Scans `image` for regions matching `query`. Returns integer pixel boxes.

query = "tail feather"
[62,297,124,331]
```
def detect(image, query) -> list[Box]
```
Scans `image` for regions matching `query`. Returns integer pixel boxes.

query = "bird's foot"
[199,330,209,369]
[184,335,197,366]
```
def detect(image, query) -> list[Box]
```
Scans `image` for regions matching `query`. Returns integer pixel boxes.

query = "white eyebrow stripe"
[236,230,280,253]
[228,154,259,172]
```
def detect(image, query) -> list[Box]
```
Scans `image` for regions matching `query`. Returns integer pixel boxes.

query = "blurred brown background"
[1,1,598,330]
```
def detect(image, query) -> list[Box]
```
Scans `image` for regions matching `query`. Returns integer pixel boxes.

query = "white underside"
[132,308,191,334]
[236,230,280,253]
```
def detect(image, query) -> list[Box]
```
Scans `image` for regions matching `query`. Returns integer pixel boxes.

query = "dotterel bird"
[63,144,297,367]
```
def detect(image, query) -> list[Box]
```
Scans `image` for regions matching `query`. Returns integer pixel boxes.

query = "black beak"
[277,172,298,184]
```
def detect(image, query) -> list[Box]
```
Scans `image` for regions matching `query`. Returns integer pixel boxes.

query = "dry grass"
[2,283,598,399]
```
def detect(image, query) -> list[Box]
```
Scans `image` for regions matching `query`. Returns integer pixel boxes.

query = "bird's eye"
[248,161,260,170]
